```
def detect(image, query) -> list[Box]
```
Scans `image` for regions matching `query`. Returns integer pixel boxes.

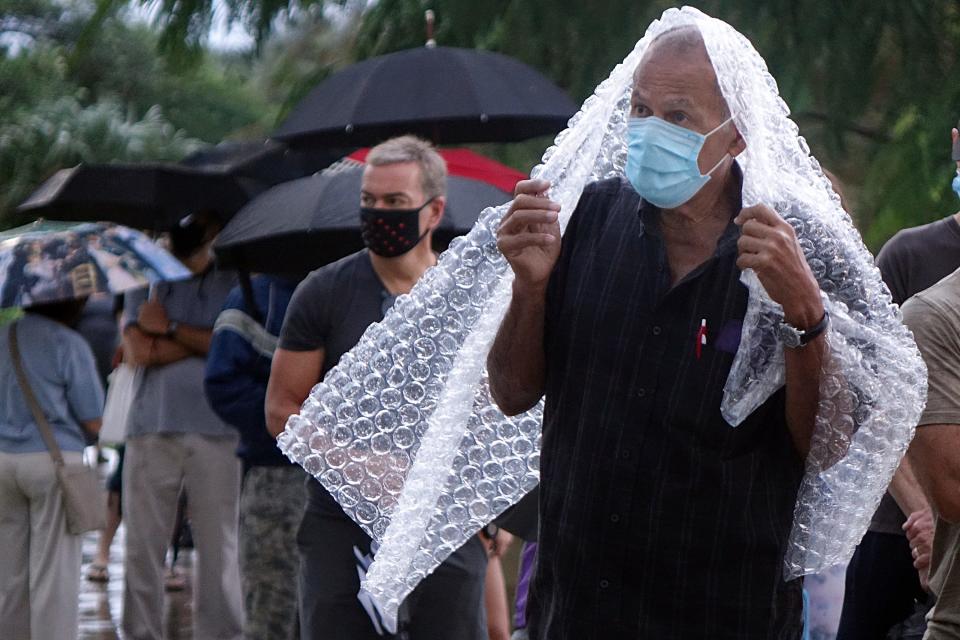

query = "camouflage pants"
[240,465,308,640]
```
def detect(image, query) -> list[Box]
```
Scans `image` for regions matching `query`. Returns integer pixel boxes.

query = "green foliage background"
[3,0,960,250]
[0,0,273,228]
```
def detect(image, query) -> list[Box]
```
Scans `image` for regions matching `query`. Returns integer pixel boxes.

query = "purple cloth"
[514,542,538,629]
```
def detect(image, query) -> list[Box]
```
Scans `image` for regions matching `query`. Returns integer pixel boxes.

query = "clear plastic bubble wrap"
[278,6,927,628]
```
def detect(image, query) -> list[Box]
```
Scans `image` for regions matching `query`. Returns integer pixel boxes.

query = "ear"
[427,196,446,229]
[728,125,747,159]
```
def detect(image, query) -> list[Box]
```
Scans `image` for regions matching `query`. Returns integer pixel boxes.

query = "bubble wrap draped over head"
[278,6,927,629]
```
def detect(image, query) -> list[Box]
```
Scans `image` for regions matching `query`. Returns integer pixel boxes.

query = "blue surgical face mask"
[953,170,960,200]
[625,114,735,209]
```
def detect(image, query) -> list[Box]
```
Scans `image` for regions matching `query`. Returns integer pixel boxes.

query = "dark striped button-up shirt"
[528,177,805,639]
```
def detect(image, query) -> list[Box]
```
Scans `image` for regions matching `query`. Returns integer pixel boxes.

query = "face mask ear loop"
[705,113,737,138]
[704,152,730,177]
[700,114,737,178]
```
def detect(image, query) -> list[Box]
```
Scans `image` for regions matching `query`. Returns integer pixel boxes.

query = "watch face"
[779,322,802,348]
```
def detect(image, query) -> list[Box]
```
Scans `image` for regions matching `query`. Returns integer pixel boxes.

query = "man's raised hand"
[735,204,824,329]
[497,179,561,292]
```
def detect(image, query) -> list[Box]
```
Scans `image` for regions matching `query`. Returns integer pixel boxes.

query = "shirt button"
[621,449,631,459]
[599,579,610,589]
[610,514,620,523]
[651,325,662,336]
[637,388,646,398]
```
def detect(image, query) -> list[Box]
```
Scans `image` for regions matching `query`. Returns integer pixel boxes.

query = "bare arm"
[488,284,548,416]
[136,297,212,355]
[167,324,213,355]
[736,204,828,459]
[265,347,325,438]
[123,326,193,367]
[488,178,561,417]
[908,423,960,523]
[890,456,933,516]
[82,418,102,437]
[781,310,826,459]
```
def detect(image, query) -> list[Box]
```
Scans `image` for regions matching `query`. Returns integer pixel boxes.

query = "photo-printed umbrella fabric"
[0,221,191,308]
[277,7,927,629]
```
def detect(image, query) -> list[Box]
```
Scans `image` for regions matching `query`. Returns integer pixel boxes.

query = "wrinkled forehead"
[632,24,729,116]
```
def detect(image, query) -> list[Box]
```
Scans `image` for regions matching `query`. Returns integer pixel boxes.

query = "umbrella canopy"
[18,163,253,231]
[215,160,511,274]
[0,221,190,309]
[273,46,577,147]
[348,148,526,194]
[181,139,350,189]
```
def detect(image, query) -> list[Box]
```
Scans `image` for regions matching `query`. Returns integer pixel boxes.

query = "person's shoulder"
[293,250,367,300]
[880,216,955,258]
[574,177,638,222]
[906,267,960,317]
[24,314,89,352]
[581,176,635,200]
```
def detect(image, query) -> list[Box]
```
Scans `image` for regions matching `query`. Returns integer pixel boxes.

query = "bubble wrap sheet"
[278,6,927,628]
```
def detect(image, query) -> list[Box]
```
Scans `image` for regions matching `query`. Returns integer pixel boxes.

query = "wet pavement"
[78,451,194,639]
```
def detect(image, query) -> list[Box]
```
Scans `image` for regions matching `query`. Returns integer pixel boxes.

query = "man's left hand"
[905,508,935,592]
[138,299,170,336]
[735,204,824,328]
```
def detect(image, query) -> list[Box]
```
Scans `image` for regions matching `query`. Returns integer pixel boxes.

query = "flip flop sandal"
[86,563,109,583]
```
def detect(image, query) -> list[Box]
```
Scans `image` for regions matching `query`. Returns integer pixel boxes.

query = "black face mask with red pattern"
[359,197,435,258]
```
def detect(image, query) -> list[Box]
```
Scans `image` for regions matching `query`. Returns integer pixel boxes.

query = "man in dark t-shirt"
[266,136,487,640]
[838,135,960,639]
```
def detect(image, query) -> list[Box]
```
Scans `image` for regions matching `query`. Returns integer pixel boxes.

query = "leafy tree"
[131,0,960,250]
[0,0,272,228]
[0,97,202,227]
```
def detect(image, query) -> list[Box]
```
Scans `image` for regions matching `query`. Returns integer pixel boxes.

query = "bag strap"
[8,322,65,467]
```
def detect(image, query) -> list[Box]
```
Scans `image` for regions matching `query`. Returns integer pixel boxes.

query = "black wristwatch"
[778,309,829,349]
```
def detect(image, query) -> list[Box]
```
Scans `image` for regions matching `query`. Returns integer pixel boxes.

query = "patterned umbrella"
[0,221,190,309]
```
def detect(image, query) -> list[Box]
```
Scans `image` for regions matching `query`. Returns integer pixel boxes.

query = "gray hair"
[366,135,448,199]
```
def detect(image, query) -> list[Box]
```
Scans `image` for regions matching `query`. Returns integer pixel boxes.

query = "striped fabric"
[528,177,805,639]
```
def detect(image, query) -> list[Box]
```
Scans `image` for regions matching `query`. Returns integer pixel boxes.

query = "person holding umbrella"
[0,298,103,640]
[0,221,189,640]
[120,212,243,640]
[266,136,488,639]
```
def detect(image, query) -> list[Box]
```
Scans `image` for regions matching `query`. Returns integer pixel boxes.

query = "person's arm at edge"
[265,347,324,438]
[487,282,548,416]
[904,297,960,522]
[889,455,933,516]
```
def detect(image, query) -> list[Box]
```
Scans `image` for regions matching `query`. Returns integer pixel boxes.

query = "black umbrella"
[180,139,351,189]
[18,163,253,231]
[273,46,577,147]
[214,161,510,274]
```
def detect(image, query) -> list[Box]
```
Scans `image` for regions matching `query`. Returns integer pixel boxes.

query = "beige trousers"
[0,450,83,640]
[122,433,243,640]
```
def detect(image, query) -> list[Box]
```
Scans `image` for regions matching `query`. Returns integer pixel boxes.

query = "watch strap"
[787,309,830,347]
